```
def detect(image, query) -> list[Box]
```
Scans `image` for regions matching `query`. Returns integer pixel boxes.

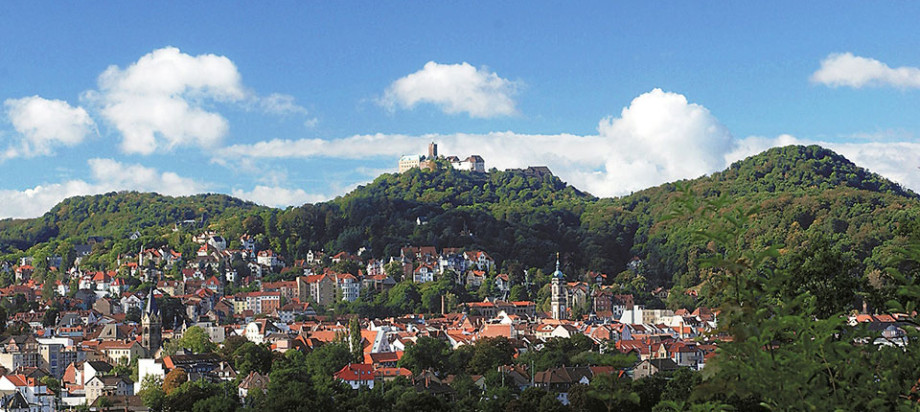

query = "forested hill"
[605,145,919,307]
[0,193,268,254]
[2,145,918,304]
[713,145,913,197]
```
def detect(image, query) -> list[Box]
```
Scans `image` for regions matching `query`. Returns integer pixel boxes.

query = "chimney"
[441,295,446,315]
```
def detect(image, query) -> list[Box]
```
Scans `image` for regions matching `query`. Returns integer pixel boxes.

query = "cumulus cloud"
[811,52,920,89]
[0,159,208,218]
[380,61,520,118]
[217,89,732,196]
[220,88,920,197]
[0,180,97,220]
[84,47,311,155]
[583,89,734,194]
[86,46,244,154]
[231,185,328,208]
[3,96,95,158]
[87,158,208,195]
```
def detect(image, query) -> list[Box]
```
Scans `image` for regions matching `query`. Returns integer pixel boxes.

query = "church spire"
[145,287,159,317]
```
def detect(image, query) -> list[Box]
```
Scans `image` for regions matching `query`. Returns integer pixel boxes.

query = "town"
[0,221,907,411]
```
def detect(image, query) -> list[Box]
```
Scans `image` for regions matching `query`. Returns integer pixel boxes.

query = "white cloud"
[3,96,95,158]
[724,134,803,164]
[216,133,422,161]
[811,52,920,89]
[256,93,309,115]
[84,47,311,155]
[380,61,520,118]
[217,89,732,196]
[88,46,245,155]
[583,89,734,194]
[721,134,920,194]
[87,158,208,195]
[0,180,97,220]
[0,159,208,218]
[231,185,328,208]
[220,88,920,197]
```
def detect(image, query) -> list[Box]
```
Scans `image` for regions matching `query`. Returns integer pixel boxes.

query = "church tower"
[142,288,162,356]
[551,254,567,320]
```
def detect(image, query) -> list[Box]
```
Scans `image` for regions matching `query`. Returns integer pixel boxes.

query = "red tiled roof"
[334,363,375,382]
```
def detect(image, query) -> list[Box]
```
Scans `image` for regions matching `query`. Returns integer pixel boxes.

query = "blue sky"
[1,3,919,218]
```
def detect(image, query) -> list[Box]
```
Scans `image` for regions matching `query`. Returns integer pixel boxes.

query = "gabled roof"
[334,363,375,382]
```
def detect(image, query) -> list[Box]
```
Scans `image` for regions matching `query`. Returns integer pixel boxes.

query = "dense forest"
[1,145,918,310]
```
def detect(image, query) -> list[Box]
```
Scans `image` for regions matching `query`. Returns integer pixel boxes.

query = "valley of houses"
[0,230,909,411]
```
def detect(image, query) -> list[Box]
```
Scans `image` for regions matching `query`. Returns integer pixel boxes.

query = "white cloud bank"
[3,96,95,158]
[231,186,329,209]
[811,52,920,89]
[84,46,308,155]
[221,88,920,198]
[380,61,520,118]
[0,159,208,219]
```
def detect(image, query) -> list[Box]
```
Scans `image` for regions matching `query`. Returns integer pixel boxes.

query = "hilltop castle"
[399,142,485,173]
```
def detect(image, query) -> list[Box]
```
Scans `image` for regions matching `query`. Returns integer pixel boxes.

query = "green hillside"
[1,145,918,310]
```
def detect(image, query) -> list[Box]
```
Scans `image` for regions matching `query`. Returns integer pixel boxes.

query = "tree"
[348,317,363,363]
[509,284,528,301]
[139,375,165,411]
[660,368,700,404]
[179,326,216,354]
[162,369,187,396]
[398,336,450,375]
[40,375,60,396]
[41,279,55,301]
[192,394,239,412]
[41,309,59,327]
[219,335,248,360]
[778,233,860,318]
[96,396,113,408]
[232,342,273,376]
[665,186,920,410]
[467,337,514,375]
[126,306,141,323]
[385,261,404,282]
[588,373,640,412]
[263,350,330,411]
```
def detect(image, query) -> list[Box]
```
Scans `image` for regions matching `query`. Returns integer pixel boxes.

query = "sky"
[1,3,920,218]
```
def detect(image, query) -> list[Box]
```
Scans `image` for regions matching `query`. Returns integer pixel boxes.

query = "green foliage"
[2,146,917,309]
[164,379,236,412]
[467,337,515,375]
[398,336,451,375]
[232,342,273,376]
[178,326,216,354]
[348,318,363,363]
[139,375,165,411]
[669,184,920,411]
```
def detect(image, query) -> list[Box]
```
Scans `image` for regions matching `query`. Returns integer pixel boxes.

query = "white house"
[0,374,53,412]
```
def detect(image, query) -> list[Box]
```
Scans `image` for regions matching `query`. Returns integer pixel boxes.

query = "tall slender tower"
[142,288,162,356]
[551,253,567,320]
[428,142,437,159]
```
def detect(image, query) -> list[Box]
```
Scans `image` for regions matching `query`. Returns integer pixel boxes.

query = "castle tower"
[428,142,437,159]
[551,253,567,320]
[141,288,162,356]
